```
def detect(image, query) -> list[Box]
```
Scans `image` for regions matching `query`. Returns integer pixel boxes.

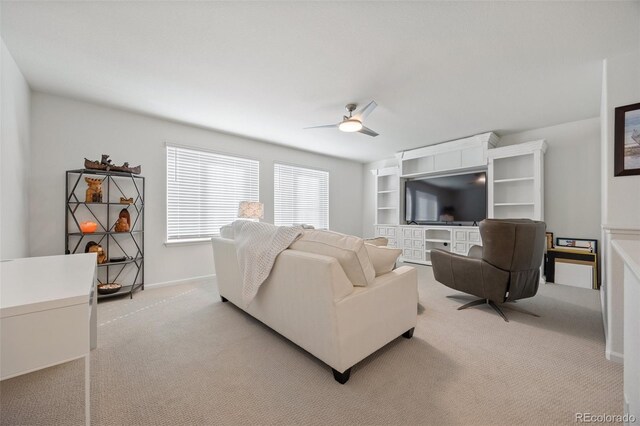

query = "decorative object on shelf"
[237,201,264,220]
[546,232,554,250]
[614,102,640,176]
[97,283,122,295]
[114,208,131,232]
[84,241,107,264]
[84,177,103,202]
[555,237,597,253]
[119,197,134,204]
[79,221,98,234]
[108,256,131,263]
[84,154,142,174]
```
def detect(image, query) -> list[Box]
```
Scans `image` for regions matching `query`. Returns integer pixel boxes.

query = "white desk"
[612,240,640,423]
[1,253,97,425]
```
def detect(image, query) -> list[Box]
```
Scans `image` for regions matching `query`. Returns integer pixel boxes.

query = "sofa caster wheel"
[332,368,351,384]
[220,296,228,303]
[402,327,415,339]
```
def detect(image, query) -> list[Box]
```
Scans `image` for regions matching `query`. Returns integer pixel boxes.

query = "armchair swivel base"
[449,295,541,322]
[457,298,509,322]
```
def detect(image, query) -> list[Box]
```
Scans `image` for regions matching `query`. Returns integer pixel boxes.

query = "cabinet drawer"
[468,231,481,243]
[376,227,386,236]
[403,228,412,238]
[387,227,396,237]
[412,250,422,260]
[453,242,467,253]
[412,229,423,239]
[412,240,423,248]
[403,238,413,248]
[453,230,467,241]
[403,248,413,258]
[387,238,397,248]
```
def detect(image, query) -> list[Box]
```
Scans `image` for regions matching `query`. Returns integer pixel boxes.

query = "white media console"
[376,224,481,265]
[372,132,547,266]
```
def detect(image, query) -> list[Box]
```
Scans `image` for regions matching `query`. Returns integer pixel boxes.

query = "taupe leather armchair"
[431,219,546,322]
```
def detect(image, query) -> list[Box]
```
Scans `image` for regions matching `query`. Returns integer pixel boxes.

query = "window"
[167,145,259,241]
[274,163,329,229]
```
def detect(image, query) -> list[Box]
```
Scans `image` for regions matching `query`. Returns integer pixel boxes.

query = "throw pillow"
[365,243,402,277]
[364,237,388,246]
[290,230,376,287]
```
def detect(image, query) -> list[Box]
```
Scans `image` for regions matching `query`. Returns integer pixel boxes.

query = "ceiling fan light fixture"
[338,119,363,133]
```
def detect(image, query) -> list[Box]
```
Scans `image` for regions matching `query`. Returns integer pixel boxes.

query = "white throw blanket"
[231,220,303,307]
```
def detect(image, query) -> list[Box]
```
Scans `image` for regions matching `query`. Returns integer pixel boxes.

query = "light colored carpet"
[1,264,622,425]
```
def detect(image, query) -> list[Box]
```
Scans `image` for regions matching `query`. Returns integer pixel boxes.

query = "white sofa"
[212,237,418,384]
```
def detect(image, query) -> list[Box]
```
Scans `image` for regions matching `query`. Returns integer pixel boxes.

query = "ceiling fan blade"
[358,126,379,137]
[353,100,377,120]
[303,123,339,129]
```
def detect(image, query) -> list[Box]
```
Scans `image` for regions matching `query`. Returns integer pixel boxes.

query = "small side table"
[544,247,599,289]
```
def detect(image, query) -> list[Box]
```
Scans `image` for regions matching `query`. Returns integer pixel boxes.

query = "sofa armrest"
[333,266,418,371]
[431,249,509,302]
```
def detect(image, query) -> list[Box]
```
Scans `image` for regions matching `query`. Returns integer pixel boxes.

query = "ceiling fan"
[305,101,379,137]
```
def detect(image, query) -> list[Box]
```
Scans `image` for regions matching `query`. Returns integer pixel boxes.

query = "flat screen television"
[405,172,487,225]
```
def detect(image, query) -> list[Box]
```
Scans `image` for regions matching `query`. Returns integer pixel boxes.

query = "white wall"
[601,53,640,228]
[0,39,31,259]
[30,92,364,285]
[362,117,602,241]
[499,117,601,240]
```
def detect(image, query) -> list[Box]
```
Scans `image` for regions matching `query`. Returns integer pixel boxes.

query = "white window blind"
[274,163,329,229]
[167,145,259,241]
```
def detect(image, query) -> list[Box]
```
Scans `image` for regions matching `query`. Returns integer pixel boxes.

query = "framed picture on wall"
[555,238,598,253]
[614,102,640,176]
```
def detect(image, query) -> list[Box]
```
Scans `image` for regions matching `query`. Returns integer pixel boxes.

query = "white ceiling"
[2,1,639,163]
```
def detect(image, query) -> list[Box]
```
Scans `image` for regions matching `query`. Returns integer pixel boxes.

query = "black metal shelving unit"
[65,169,145,300]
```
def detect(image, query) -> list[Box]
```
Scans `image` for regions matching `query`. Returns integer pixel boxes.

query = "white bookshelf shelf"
[493,177,534,183]
[377,190,397,194]
[424,238,450,243]
[494,202,535,206]
[377,206,397,210]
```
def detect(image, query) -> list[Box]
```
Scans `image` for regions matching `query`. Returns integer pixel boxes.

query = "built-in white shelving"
[487,140,547,221]
[371,134,547,267]
[372,166,400,225]
[493,177,535,184]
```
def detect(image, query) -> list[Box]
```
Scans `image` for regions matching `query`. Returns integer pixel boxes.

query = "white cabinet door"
[453,229,467,242]
[453,242,467,254]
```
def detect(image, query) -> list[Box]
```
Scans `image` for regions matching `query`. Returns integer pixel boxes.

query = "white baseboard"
[145,274,216,289]
[606,348,624,364]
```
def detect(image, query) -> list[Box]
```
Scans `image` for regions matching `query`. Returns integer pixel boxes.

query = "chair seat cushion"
[290,230,376,287]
